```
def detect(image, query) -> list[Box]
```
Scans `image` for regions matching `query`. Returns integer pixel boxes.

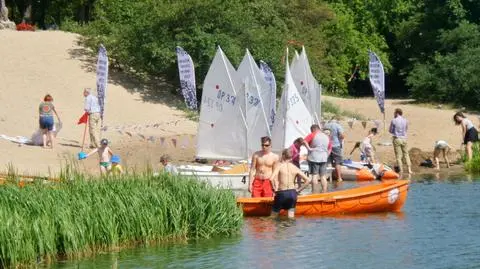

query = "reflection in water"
[50,175,480,269]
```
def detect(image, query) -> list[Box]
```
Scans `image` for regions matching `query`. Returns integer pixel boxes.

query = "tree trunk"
[22,0,31,23]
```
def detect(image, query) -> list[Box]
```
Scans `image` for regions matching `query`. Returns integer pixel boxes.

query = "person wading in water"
[271,148,311,219]
[248,136,279,197]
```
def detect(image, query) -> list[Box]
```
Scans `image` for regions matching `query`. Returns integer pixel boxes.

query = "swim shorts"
[100,162,110,168]
[272,189,297,213]
[251,178,273,197]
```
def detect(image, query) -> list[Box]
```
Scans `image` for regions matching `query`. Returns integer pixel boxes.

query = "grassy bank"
[0,171,243,267]
[464,143,480,173]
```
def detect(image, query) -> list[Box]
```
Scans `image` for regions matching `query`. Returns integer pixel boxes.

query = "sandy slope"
[0,30,472,176]
[0,30,197,176]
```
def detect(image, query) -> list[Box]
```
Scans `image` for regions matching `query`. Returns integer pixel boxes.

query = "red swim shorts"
[251,178,273,198]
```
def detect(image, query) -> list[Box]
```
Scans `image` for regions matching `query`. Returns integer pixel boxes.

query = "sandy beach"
[0,30,472,176]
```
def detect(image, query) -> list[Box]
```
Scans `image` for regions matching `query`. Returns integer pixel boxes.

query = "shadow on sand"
[67,37,187,110]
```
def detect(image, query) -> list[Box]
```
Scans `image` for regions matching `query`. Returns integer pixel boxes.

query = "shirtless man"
[83,138,113,175]
[248,136,279,197]
[271,149,311,218]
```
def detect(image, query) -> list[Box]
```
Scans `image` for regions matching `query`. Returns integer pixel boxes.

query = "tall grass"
[0,170,243,267]
[464,142,480,173]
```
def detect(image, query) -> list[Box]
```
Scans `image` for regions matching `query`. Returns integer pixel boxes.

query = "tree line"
[5,0,480,107]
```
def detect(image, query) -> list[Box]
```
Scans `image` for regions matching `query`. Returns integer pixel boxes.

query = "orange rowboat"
[237,180,409,216]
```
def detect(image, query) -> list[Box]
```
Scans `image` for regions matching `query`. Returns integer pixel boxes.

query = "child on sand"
[361,128,378,163]
[110,155,124,175]
[83,138,113,175]
[433,140,451,170]
[160,154,178,175]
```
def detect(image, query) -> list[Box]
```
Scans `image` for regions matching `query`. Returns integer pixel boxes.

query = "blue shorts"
[272,189,297,213]
[39,116,54,131]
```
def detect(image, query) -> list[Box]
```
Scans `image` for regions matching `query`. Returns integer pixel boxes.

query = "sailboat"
[178,46,250,189]
[258,60,277,132]
[290,46,322,124]
[271,48,313,153]
[237,49,272,156]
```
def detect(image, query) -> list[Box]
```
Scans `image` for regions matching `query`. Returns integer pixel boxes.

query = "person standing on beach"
[389,108,413,174]
[270,149,311,219]
[83,88,101,149]
[453,112,479,161]
[38,94,61,149]
[324,117,344,182]
[303,124,331,193]
[248,136,279,197]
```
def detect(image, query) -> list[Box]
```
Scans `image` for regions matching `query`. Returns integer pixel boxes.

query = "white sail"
[301,46,322,124]
[291,50,300,69]
[196,47,247,160]
[237,49,272,156]
[259,60,277,131]
[291,46,321,124]
[271,48,313,153]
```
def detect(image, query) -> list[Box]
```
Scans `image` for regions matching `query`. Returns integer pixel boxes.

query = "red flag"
[77,112,89,125]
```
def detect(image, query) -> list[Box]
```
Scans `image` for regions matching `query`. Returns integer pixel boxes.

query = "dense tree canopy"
[5,0,480,108]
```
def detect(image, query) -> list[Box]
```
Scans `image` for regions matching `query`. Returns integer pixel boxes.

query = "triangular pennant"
[373,119,381,129]
[171,138,177,148]
[160,137,165,147]
[347,119,354,129]
[361,121,367,129]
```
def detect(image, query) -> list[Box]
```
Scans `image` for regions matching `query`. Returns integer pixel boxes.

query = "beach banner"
[175,46,198,110]
[96,45,108,122]
[259,60,277,130]
[368,51,385,114]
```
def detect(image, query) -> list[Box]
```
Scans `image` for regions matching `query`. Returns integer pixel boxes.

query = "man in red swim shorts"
[248,136,279,197]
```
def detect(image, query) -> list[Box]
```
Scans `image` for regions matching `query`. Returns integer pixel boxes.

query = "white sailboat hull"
[178,165,249,190]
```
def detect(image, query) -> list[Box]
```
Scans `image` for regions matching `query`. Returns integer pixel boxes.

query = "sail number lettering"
[301,86,308,96]
[202,96,223,112]
[216,90,236,106]
[246,93,260,107]
[287,93,300,109]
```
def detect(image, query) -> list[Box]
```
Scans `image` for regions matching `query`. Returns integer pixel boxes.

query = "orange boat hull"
[237,180,409,216]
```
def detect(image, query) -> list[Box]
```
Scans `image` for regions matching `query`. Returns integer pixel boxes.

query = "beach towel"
[1,122,62,145]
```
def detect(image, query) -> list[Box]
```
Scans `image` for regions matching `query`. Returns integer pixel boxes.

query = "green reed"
[464,142,480,173]
[0,170,243,267]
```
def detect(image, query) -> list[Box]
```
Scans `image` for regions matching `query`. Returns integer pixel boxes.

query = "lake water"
[50,173,480,269]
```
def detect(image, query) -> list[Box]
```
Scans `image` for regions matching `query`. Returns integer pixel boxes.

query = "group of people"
[388,109,479,173]
[247,107,480,219]
[37,88,179,176]
[248,120,346,218]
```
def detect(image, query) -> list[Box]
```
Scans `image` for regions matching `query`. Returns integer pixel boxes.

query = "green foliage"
[0,170,242,267]
[8,0,480,105]
[464,143,480,173]
[407,22,480,107]
[321,99,365,120]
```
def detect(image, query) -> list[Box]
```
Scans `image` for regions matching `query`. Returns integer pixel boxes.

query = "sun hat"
[111,155,121,163]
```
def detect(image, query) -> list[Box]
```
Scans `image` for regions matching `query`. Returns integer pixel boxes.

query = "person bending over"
[271,149,311,219]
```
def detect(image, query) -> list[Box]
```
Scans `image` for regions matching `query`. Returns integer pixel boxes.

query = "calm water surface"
[51,173,480,269]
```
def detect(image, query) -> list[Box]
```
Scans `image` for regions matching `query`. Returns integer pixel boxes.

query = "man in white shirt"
[83,88,102,148]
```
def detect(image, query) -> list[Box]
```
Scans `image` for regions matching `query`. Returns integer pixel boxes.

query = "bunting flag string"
[361,121,367,129]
